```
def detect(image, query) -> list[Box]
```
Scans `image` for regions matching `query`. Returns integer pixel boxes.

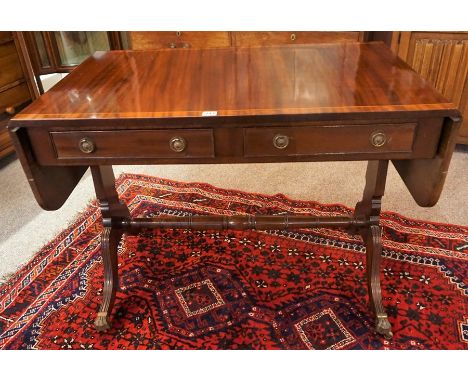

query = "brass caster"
[94,313,111,332]
[375,315,393,339]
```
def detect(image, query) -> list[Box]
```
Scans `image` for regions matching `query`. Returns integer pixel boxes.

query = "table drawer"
[243,124,417,158]
[51,129,215,159]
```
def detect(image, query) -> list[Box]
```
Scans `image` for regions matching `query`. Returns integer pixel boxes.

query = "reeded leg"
[362,225,392,339]
[94,227,125,331]
[91,166,130,332]
[355,160,393,339]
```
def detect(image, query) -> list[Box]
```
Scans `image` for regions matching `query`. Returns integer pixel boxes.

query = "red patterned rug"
[0,173,467,349]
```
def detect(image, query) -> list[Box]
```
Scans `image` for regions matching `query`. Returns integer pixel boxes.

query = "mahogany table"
[8,42,461,339]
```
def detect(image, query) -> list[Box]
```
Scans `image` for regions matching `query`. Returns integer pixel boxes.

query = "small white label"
[201,111,218,116]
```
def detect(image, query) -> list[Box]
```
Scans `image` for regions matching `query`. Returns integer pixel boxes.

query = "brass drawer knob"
[290,33,297,41]
[370,132,387,147]
[273,134,289,149]
[169,136,186,152]
[169,42,177,49]
[6,106,16,115]
[78,138,95,154]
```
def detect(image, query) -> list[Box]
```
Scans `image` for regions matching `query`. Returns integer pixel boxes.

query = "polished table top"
[12,42,458,124]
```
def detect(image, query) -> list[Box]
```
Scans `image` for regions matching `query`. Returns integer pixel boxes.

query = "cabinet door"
[396,32,468,143]
[232,32,365,46]
[127,32,231,49]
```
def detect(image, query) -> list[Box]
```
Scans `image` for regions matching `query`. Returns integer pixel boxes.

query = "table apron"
[24,118,444,166]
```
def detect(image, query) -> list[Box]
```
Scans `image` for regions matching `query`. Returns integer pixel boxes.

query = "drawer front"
[0,42,25,87]
[51,129,215,159]
[243,124,417,158]
[233,32,362,46]
[0,82,31,112]
[128,32,231,49]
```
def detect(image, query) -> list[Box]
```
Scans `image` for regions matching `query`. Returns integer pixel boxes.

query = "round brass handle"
[78,138,95,154]
[169,136,186,152]
[290,33,297,41]
[273,134,290,149]
[5,106,16,115]
[370,132,387,147]
[169,42,177,49]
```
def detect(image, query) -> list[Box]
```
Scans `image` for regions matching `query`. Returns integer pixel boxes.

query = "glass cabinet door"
[27,31,121,75]
[25,31,123,94]
[53,32,111,66]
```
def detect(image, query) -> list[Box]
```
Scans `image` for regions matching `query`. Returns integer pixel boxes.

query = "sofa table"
[8,42,460,339]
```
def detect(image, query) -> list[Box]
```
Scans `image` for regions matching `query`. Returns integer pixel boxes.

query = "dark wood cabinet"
[0,32,37,159]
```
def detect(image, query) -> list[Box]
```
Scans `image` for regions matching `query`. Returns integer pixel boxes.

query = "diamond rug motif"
[0,173,467,349]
